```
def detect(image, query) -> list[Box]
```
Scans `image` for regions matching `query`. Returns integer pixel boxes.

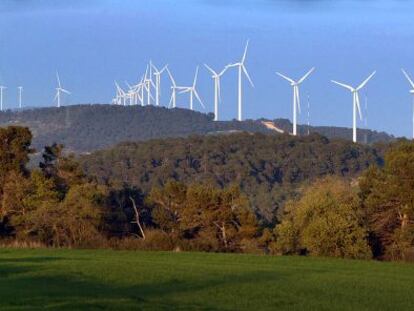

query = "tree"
[274,177,372,259]
[359,141,414,260]
[0,126,33,189]
[148,181,258,252]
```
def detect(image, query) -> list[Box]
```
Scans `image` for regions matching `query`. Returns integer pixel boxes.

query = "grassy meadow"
[0,249,413,310]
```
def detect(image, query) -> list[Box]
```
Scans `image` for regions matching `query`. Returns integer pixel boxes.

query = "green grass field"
[0,249,413,310]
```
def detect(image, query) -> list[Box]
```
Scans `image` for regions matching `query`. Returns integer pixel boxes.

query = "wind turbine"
[179,66,205,111]
[54,72,70,108]
[227,40,254,121]
[143,64,155,106]
[166,68,184,108]
[331,71,376,143]
[401,68,414,139]
[150,61,168,106]
[204,64,228,121]
[276,67,315,136]
[17,86,23,109]
[114,81,127,106]
[0,85,6,111]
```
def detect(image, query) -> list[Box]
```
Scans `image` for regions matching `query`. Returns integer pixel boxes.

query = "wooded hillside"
[0,105,395,153]
[81,132,383,222]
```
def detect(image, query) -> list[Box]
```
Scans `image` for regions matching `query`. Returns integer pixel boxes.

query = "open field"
[0,249,413,310]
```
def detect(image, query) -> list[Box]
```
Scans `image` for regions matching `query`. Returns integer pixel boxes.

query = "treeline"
[81,132,383,222]
[0,126,412,261]
[0,104,394,153]
[273,141,414,261]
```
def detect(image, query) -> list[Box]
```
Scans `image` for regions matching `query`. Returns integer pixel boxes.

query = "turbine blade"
[242,39,249,63]
[204,64,216,76]
[61,89,71,95]
[193,66,199,87]
[356,71,376,91]
[276,72,295,84]
[219,66,228,76]
[168,93,173,108]
[402,68,414,89]
[194,89,205,109]
[331,80,354,92]
[150,61,158,73]
[166,68,176,86]
[56,71,61,88]
[297,67,315,84]
[242,65,254,87]
[356,93,363,120]
[178,88,190,94]
[160,65,168,73]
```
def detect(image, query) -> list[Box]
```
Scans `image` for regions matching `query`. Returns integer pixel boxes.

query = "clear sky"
[1,0,414,137]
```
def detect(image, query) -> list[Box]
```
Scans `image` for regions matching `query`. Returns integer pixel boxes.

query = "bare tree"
[129,196,145,239]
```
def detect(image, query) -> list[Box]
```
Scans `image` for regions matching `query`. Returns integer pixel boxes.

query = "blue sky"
[1,0,414,137]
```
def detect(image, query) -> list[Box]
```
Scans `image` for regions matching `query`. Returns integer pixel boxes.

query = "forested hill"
[81,132,383,222]
[0,104,394,153]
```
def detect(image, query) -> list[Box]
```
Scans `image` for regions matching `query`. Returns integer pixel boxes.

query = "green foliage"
[275,177,372,259]
[83,132,382,222]
[360,140,414,260]
[148,181,258,252]
[0,126,32,187]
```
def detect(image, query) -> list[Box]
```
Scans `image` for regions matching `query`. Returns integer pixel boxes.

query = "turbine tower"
[204,64,228,121]
[150,61,168,106]
[0,85,6,111]
[17,86,23,109]
[179,66,205,111]
[276,67,315,136]
[227,40,254,121]
[401,68,414,139]
[331,71,376,143]
[143,64,155,106]
[54,72,71,108]
[166,68,183,108]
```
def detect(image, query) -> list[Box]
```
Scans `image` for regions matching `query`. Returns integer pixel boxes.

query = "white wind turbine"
[17,86,23,109]
[179,66,205,111]
[227,40,254,121]
[204,64,228,121]
[331,71,376,143]
[0,85,6,111]
[276,67,315,136]
[166,68,184,109]
[114,81,127,106]
[143,65,155,106]
[150,61,168,106]
[54,72,70,108]
[401,68,414,139]
[132,76,145,106]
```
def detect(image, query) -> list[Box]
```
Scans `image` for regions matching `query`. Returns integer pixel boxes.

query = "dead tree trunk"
[129,196,146,240]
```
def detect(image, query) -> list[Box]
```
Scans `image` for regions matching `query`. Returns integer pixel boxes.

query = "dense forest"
[0,104,394,153]
[81,132,383,222]
[0,126,412,261]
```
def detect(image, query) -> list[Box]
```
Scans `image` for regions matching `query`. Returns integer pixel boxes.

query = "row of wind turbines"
[112,41,253,122]
[112,41,414,142]
[0,72,71,110]
[1,41,413,143]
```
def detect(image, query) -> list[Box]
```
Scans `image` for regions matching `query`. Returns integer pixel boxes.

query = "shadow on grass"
[0,257,282,311]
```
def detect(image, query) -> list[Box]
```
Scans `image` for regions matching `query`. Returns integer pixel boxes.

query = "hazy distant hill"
[0,104,395,153]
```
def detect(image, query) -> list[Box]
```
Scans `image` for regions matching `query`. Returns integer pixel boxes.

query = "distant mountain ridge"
[0,104,395,153]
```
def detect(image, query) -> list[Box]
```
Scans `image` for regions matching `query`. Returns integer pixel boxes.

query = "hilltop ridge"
[0,104,395,153]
